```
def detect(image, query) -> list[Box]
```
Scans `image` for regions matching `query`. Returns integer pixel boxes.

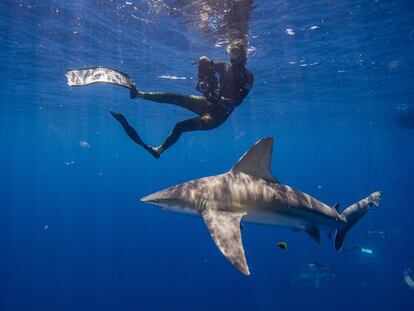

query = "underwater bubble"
[394,103,408,111]
[79,141,91,148]
[285,28,295,36]
[361,248,373,254]
[308,25,320,31]
[158,75,188,80]
[388,60,400,70]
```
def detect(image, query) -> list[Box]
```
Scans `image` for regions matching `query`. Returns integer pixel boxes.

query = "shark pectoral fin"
[202,208,249,276]
[230,138,279,183]
[305,226,321,244]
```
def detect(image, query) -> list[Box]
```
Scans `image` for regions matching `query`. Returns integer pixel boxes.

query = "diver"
[66,41,253,158]
[65,0,255,158]
[109,41,253,158]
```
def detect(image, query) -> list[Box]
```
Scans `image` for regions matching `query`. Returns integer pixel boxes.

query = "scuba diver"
[66,41,253,158]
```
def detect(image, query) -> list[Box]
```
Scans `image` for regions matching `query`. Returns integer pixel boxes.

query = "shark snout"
[141,186,181,206]
[141,193,159,204]
[141,189,175,206]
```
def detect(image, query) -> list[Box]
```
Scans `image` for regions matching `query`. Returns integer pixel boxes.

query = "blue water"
[1,0,414,310]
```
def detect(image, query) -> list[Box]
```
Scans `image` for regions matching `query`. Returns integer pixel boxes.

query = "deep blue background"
[1,0,414,310]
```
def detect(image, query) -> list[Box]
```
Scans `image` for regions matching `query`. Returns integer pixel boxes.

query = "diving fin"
[66,66,137,90]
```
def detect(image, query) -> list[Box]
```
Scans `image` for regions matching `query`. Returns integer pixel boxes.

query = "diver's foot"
[145,146,161,159]
[130,87,139,99]
[110,111,128,125]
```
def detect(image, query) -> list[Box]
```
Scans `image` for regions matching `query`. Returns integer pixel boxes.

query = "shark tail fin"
[334,191,381,251]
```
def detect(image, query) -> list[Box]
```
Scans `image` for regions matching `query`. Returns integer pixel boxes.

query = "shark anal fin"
[327,229,335,240]
[230,138,279,183]
[306,226,321,244]
[202,208,249,276]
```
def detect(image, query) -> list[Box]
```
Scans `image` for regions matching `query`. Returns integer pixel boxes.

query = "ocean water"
[1,0,414,310]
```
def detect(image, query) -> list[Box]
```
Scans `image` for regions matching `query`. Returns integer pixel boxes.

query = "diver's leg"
[110,111,160,158]
[154,114,224,156]
[132,91,210,116]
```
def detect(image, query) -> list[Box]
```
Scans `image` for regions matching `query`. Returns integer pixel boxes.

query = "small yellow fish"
[277,241,288,249]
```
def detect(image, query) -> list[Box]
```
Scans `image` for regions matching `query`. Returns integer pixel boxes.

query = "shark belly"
[244,209,307,229]
[243,204,341,231]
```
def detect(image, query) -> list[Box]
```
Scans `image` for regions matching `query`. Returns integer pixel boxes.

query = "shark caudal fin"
[335,191,382,251]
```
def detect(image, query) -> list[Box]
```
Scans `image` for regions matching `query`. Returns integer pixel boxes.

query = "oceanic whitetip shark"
[141,138,381,275]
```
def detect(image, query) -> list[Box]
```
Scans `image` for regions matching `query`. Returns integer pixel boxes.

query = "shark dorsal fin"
[202,208,249,276]
[230,137,279,183]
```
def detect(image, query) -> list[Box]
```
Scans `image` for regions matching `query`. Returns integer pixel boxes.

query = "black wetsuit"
[118,59,253,157]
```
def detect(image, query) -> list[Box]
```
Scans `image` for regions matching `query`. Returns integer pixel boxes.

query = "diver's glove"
[217,97,235,114]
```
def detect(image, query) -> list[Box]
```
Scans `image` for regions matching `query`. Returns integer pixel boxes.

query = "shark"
[141,138,381,275]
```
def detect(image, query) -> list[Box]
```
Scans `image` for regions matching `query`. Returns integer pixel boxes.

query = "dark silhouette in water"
[398,110,414,129]
[288,262,337,289]
[66,0,255,158]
